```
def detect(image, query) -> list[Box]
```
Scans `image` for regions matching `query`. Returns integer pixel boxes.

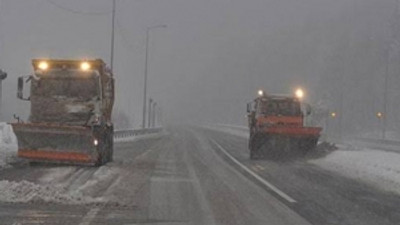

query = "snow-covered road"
[0,126,399,225]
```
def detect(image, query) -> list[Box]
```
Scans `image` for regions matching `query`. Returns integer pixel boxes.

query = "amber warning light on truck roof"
[80,61,91,71]
[295,88,304,99]
[33,59,99,72]
[37,61,49,71]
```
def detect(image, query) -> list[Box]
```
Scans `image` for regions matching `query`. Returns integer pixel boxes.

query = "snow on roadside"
[0,180,103,204]
[0,166,122,205]
[311,147,400,195]
[0,122,18,168]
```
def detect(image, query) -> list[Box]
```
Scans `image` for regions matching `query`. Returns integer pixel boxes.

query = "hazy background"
[0,0,399,139]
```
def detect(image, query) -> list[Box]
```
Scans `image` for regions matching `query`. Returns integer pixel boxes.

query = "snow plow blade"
[11,123,99,165]
[262,126,322,137]
[250,127,322,159]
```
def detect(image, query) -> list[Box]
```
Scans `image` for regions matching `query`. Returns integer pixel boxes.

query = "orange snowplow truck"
[11,59,114,166]
[246,89,321,159]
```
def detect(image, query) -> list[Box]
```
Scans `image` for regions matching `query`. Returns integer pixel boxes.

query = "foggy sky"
[0,0,398,138]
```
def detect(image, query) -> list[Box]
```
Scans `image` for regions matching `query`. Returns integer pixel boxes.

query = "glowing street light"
[376,112,383,119]
[330,112,337,118]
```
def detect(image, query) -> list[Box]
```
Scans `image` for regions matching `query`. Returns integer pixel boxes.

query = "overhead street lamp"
[325,111,337,141]
[142,24,167,128]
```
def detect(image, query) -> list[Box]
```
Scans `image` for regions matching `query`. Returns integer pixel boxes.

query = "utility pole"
[148,98,153,128]
[152,102,157,128]
[382,46,389,140]
[141,24,167,128]
[0,70,7,118]
[110,0,116,71]
[381,0,400,140]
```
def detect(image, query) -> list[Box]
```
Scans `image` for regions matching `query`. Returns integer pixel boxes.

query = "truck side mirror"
[17,76,31,101]
[246,103,251,113]
[305,104,312,116]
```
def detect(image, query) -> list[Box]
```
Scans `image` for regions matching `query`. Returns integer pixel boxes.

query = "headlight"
[295,88,304,99]
[258,90,264,96]
[80,62,91,71]
[93,139,99,146]
[38,61,49,70]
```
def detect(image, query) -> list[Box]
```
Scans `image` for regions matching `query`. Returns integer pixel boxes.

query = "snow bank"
[311,147,400,195]
[0,123,18,168]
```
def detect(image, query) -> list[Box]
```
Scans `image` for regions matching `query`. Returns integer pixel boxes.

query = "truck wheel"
[108,132,114,162]
[95,153,103,167]
[250,149,258,159]
[105,130,113,162]
[249,135,260,160]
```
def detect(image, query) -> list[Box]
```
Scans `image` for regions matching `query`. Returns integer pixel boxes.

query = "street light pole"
[382,48,389,140]
[152,102,157,128]
[0,70,7,118]
[141,24,167,128]
[148,98,153,128]
[110,0,116,71]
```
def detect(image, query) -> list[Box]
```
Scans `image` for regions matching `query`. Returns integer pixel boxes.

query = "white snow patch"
[0,166,121,205]
[0,123,18,168]
[311,147,400,195]
[0,180,103,204]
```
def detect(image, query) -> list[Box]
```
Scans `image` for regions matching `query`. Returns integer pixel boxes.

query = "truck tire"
[249,134,262,159]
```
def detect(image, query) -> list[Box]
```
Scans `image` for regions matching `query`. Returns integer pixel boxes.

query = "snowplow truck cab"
[247,91,321,159]
[11,59,114,166]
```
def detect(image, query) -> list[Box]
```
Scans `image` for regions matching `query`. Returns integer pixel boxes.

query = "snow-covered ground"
[311,146,400,195]
[0,125,163,205]
[0,123,18,169]
[207,124,400,196]
[0,179,103,204]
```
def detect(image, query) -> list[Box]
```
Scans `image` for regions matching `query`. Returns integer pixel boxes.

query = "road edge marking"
[210,139,297,203]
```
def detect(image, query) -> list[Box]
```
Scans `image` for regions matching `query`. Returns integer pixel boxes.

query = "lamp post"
[326,111,336,141]
[0,69,7,118]
[152,102,157,128]
[141,24,167,128]
[148,98,153,128]
[110,0,116,71]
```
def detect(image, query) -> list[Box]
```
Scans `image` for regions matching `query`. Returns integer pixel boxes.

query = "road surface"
[0,127,399,225]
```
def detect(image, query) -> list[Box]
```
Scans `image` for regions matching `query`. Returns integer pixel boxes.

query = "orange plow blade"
[11,123,98,165]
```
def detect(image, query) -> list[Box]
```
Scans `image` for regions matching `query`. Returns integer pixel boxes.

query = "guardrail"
[346,137,400,153]
[213,124,400,153]
[114,127,163,139]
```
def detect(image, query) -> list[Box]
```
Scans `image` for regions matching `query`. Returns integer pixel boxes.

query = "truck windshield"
[258,100,301,116]
[32,77,99,101]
